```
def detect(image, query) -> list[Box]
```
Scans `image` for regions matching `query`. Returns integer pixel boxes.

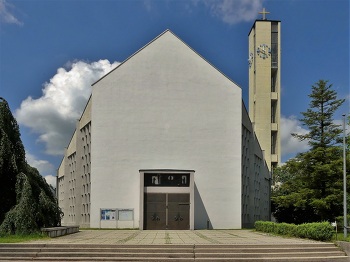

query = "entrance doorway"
[144,193,190,230]
[139,169,195,230]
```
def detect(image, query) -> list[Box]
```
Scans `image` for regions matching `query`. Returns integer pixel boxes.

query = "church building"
[57,16,281,229]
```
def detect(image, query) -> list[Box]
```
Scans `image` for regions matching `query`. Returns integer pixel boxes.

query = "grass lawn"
[333,232,350,242]
[0,233,49,243]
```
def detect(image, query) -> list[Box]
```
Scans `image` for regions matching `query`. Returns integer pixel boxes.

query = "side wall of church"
[57,99,92,227]
[241,104,271,228]
[90,31,243,229]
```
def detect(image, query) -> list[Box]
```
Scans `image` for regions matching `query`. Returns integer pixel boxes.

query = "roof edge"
[92,29,173,86]
[92,29,242,90]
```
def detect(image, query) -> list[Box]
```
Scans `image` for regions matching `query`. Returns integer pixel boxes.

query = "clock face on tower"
[257,44,271,59]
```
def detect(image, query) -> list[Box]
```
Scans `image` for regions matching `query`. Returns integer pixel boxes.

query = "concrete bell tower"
[248,8,281,171]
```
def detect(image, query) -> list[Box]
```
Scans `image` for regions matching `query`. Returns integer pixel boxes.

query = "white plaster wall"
[90,31,242,229]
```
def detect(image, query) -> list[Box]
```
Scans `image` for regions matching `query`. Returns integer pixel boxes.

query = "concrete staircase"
[0,243,348,261]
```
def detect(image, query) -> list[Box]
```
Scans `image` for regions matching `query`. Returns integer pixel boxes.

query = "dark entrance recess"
[144,173,190,187]
[144,193,190,230]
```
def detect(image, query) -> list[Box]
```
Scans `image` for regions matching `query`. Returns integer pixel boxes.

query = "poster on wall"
[118,209,133,221]
[101,209,117,220]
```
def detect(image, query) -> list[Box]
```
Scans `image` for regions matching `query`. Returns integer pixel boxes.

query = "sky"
[0,0,349,187]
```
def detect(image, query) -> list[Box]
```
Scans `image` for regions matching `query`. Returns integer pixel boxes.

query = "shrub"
[276,222,297,237]
[254,221,334,241]
[255,221,275,233]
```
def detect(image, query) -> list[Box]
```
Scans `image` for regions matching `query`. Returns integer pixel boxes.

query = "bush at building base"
[255,221,334,241]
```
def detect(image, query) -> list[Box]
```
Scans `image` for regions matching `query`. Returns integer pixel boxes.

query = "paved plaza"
[32,230,320,245]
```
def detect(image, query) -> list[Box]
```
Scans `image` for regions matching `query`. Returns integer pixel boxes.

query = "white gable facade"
[57,30,270,229]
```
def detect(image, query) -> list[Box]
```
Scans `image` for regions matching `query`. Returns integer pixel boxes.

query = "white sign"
[118,209,133,221]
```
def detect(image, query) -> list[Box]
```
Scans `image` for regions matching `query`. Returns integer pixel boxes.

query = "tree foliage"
[0,98,62,234]
[292,80,344,148]
[0,97,26,223]
[272,80,347,223]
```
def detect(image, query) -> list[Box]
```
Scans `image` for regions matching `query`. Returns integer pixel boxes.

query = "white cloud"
[201,0,263,25]
[26,152,55,177]
[26,152,56,188]
[0,0,23,25]
[44,175,57,188]
[16,60,120,155]
[281,115,309,158]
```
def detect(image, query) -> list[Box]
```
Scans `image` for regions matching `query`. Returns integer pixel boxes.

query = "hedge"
[254,221,334,241]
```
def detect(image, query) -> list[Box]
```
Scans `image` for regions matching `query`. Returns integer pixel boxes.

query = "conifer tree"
[272,80,345,223]
[292,80,344,148]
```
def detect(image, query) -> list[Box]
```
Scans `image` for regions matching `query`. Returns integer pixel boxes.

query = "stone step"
[0,251,344,258]
[0,247,194,253]
[0,243,338,248]
[0,246,342,253]
[0,243,347,262]
[0,243,339,249]
[0,256,349,262]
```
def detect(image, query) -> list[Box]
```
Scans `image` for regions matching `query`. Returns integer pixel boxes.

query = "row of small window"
[68,214,76,222]
[242,160,250,170]
[242,146,250,155]
[242,214,250,221]
[242,175,250,182]
[69,196,76,205]
[83,144,90,155]
[81,125,91,142]
[81,213,90,223]
[69,162,77,169]
[68,153,77,161]
[242,213,268,221]
[81,134,91,143]
[241,205,249,212]
[68,203,90,214]
[81,173,91,185]
[69,179,76,187]
[82,203,90,213]
[82,193,90,203]
[83,164,90,174]
[242,138,250,145]
[82,153,91,164]
[68,153,77,169]
[69,170,76,180]
[69,188,76,197]
[68,187,91,197]
[69,205,76,214]
[82,184,90,194]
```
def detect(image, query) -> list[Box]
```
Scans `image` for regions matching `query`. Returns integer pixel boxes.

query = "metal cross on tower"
[259,8,270,20]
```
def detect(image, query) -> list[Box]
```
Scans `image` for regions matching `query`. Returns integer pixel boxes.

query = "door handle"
[151,214,160,221]
[174,215,183,221]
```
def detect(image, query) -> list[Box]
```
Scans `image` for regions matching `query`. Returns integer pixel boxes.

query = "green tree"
[0,98,62,234]
[272,80,345,223]
[0,97,26,223]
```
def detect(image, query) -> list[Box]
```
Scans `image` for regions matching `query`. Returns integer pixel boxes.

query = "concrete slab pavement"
[30,230,322,245]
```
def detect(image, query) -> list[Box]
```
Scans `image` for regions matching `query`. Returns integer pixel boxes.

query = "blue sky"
[0,0,349,186]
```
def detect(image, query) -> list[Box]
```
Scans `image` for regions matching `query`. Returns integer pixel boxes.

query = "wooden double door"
[144,193,190,230]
